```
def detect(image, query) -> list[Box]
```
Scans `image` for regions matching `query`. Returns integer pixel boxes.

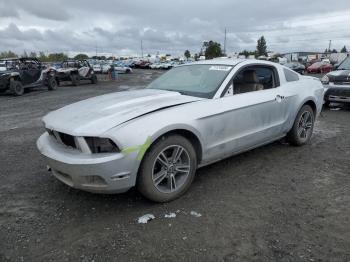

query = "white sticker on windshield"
[209,66,232,71]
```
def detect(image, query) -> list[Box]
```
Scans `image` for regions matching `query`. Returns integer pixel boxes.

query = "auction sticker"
[209,66,232,71]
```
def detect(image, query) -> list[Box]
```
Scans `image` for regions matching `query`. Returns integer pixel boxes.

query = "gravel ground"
[0,69,349,262]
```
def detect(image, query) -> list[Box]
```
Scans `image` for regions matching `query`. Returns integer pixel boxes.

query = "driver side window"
[224,65,279,97]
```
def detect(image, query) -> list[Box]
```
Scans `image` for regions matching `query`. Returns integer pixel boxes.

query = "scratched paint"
[122,136,152,161]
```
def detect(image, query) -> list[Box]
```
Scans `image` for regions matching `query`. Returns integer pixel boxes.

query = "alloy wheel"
[297,111,313,141]
[152,145,191,193]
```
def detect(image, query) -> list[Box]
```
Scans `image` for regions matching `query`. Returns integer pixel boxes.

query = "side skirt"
[197,134,286,169]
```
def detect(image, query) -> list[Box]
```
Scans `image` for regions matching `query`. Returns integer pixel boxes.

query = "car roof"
[191,58,245,66]
[0,57,39,62]
[180,58,281,68]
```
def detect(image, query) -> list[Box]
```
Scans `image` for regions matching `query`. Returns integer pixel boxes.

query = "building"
[282,52,325,62]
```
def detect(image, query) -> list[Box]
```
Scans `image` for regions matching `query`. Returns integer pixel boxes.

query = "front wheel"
[10,80,24,96]
[287,105,315,146]
[137,135,197,202]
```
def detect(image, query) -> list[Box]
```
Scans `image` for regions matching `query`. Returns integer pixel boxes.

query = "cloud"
[0,2,19,18]
[0,0,350,55]
[236,33,255,44]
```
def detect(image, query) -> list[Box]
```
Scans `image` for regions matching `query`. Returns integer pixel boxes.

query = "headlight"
[321,75,329,84]
[85,137,119,153]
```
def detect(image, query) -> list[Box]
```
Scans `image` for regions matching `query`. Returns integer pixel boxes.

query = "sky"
[1,0,350,57]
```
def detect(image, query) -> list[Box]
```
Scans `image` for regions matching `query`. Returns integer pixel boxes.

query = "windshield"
[338,57,350,70]
[147,64,232,98]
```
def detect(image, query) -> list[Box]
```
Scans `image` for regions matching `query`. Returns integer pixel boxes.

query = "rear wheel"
[10,80,24,96]
[137,135,197,202]
[91,74,98,84]
[287,105,315,146]
[47,77,57,91]
[71,74,80,86]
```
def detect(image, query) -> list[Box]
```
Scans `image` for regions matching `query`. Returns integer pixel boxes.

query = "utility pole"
[141,39,144,58]
[224,28,227,56]
[328,40,332,54]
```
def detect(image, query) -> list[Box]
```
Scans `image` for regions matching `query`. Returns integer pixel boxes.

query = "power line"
[141,39,143,57]
[224,28,227,55]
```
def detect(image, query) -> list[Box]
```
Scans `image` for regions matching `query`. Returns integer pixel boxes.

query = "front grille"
[326,88,350,97]
[333,81,350,86]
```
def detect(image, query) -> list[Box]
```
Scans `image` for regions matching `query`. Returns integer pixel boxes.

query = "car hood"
[43,89,203,136]
[0,70,17,76]
[327,70,350,82]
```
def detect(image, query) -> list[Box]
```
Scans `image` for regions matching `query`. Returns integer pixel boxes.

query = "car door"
[28,60,41,83]
[21,60,41,85]
[198,65,288,163]
[19,62,32,85]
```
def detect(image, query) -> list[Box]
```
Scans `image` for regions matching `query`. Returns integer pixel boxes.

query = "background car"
[53,60,97,86]
[284,62,305,74]
[101,63,111,74]
[0,58,55,95]
[113,62,133,73]
[37,59,324,202]
[92,64,102,74]
[135,60,151,69]
[306,61,332,74]
[322,56,350,107]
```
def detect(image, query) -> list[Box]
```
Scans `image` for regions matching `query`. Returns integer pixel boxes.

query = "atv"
[0,58,57,96]
[53,60,97,86]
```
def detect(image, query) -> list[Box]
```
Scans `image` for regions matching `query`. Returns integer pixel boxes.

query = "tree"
[0,50,18,59]
[29,52,37,58]
[21,50,28,58]
[184,50,191,60]
[341,46,347,53]
[256,36,267,57]
[47,53,68,62]
[74,53,89,60]
[331,49,338,53]
[38,51,48,62]
[204,40,223,59]
[194,53,199,61]
[239,50,256,58]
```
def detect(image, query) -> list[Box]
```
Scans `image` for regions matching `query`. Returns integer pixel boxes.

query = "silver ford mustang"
[37,59,324,202]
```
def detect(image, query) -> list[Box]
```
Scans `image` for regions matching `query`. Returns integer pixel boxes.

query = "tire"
[91,74,98,84]
[71,74,80,86]
[137,135,197,202]
[10,80,24,96]
[126,69,131,74]
[287,105,315,146]
[47,77,58,91]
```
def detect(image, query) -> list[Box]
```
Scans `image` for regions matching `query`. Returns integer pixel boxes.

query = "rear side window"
[284,68,299,82]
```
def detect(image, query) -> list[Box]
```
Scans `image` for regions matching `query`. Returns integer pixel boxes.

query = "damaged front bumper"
[37,132,139,194]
